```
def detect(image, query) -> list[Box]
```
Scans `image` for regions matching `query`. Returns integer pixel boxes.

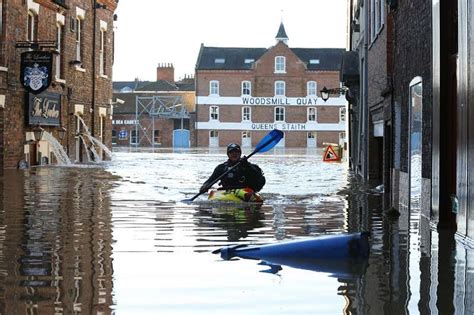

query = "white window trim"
[274,106,285,122]
[210,105,219,121]
[55,22,63,80]
[241,80,251,96]
[274,56,286,73]
[209,80,219,96]
[307,81,317,97]
[274,81,286,96]
[27,10,37,41]
[339,107,347,122]
[307,107,317,122]
[27,0,39,14]
[242,106,251,121]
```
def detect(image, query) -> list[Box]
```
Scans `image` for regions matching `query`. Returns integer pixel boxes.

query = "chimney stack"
[156,63,175,82]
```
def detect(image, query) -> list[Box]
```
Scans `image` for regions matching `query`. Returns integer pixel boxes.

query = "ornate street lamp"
[320,86,349,102]
[33,125,43,141]
[58,127,67,140]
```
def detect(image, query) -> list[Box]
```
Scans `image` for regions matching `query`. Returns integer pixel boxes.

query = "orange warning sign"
[323,145,341,162]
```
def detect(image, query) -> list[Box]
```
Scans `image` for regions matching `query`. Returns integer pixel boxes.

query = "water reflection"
[0,168,114,314]
[0,150,472,314]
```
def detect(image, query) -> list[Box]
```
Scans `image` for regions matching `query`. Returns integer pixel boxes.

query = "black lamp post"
[33,125,43,141]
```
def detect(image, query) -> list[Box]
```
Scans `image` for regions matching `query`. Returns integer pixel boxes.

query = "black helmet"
[227,143,241,154]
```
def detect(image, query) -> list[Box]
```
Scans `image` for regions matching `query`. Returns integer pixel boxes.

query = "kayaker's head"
[226,143,241,163]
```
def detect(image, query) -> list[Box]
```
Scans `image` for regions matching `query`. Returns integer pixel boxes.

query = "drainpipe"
[91,0,97,137]
[362,0,369,181]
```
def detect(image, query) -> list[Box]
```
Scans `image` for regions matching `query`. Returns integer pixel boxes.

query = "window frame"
[307,107,317,122]
[130,129,139,145]
[275,56,286,73]
[75,17,83,62]
[209,80,219,96]
[241,81,251,96]
[339,107,347,122]
[274,81,286,96]
[27,10,38,41]
[274,106,285,122]
[99,28,106,76]
[307,81,317,97]
[210,105,219,120]
[242,106,251,121]
[55,21,65,80]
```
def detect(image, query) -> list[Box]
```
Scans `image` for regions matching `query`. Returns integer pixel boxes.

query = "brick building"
[112,64,195,147]
[195,23,347,149]
[0,0,117,169]
[347,0,474,241]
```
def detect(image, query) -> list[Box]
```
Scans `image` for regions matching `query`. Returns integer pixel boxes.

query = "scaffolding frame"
[135,95,190,147]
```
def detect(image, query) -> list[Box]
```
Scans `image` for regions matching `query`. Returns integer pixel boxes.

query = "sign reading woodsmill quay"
[20,51,53,95]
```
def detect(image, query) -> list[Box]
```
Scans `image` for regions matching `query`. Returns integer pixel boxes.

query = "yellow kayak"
[208,188,263,203]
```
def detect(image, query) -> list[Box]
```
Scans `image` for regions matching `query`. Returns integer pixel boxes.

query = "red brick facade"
[0,0,117,169]
[195,41,347,148]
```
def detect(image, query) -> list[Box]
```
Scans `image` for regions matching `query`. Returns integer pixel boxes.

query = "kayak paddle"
[183,129,284,202]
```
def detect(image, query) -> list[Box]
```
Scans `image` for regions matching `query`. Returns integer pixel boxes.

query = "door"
[307,131,317,148]
[173,129,190,148]
[209,130,219,147]
[241,131,251,148]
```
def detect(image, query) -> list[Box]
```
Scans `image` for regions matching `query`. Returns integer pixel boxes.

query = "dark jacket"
[203,158,266,192]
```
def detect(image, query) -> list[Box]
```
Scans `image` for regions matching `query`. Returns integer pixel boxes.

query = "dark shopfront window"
[112,130,117,144]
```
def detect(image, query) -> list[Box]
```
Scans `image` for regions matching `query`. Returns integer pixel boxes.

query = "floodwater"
[0,148,472,314]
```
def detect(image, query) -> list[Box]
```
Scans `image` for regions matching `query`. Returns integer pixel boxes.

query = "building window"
[154,130,161,144]
[370,0,384,41]
[99,29,106,76]
[210,80,219,96]
[131,129,139,145]
[242,81,251,96]
[275,107,285,122]
[308,107,317,122]
[27,10,38,41]
[210,106,219,120]
[111,130,117,144]
[275,56,286,73]
[307,81,317,97]
[275,81,285,96]
[340,107,346,122]
[242,106,251,121]
[75,17,84,62]
[55,22,64,80]
[308,131,317,139]
[210,130,219,138]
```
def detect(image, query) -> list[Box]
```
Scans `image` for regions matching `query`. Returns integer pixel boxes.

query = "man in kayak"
[200,143,266,194]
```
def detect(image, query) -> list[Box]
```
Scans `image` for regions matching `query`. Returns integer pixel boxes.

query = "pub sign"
[27,92,61,126]
[20,51,53,94]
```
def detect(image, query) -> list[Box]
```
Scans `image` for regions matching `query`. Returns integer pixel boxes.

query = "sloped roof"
[196,46,344,71]
[275,22,289,41]
[112,81,151,92]
[136,80,179,91]
[196,46,267,70]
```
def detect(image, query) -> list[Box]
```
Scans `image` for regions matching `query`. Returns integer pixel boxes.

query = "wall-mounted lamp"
[320,86,349,102]
[33,125,43,141]
[58,127,67,140]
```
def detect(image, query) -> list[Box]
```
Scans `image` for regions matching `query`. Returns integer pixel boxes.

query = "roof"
[275,22,289,41]
[196,46,345,71]
[113,79,195,93]
[113,81,151,92]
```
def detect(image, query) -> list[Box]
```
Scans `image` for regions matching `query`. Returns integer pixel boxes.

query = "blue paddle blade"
[255,129,284,153]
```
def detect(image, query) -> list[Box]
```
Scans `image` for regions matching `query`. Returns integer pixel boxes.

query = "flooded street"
[0,149,473,314]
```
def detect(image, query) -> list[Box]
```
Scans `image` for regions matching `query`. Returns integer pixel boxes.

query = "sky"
[112,0,348,82]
